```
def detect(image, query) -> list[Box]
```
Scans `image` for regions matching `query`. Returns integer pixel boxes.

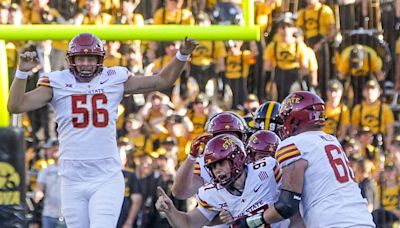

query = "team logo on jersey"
[0,162,21,205]
[219,202,228,208]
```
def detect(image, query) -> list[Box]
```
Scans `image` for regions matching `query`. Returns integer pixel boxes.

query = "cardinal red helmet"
[246,130,280,163]
[205,112,247,141]
[254,101,282,136]
[279,91,325,139]
[66,33,105,82]
[204,134,246,187]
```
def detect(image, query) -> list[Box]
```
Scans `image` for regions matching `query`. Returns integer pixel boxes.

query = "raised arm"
[155,187,209,228]
[124,37,199,94]
[172,133,213,199]
[8,51,53,114]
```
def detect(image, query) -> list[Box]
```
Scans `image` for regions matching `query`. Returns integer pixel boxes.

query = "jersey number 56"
[71,94,109,128]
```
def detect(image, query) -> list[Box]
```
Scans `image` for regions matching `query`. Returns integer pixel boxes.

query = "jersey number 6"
[71,94,109,128]
[325,144,355,183]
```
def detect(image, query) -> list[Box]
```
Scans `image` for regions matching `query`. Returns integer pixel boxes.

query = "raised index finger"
[157,186,168,197]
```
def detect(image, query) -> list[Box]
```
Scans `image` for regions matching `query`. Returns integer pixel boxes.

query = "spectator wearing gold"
[294,28,319,89]
[151,42,181,96]
[296,0,336,98]
[357,126,381,173]
[338,44,384,105]
[153,0,195,25]
[263,13,309,101]
[124,113,153,157]
[395,37,400,90]
[255,0,282,36]
[158,114,193,163]
[140,92,174,150]
[104,41,126,67]
[351,79,394,149]
[322,79,350,141]
[78,0,120,15]
[187,94,209,140]
[22,0,64,24]
[74,0,113,25]
[376,163,400,224]
[115,0,143,25]
[190,13,227,92]
[225,40,255,109]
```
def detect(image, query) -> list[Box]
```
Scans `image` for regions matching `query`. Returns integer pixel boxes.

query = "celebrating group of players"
[156,91,376,227]
[8,32,377,227]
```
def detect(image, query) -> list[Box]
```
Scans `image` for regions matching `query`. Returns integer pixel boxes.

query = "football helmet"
[66,33,105,82]
[246,130,280,163]
[204,134,246,187]
[205,112,247,141]
[254,101,282,136]
[279,91,325,139]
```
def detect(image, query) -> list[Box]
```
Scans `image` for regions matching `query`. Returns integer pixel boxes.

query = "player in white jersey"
[172,112,247,199]
[156,134,290,227]
[249,91,375,228]
[8,33,198,228]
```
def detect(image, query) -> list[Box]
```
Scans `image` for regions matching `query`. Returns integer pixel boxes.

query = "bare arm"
[172,133,212,199]
[172,158,204,199]
[156,187,210,228]
[8,51,53,114]
[124,37,199,94]
[123,193,143,228]
[263,159,308,223]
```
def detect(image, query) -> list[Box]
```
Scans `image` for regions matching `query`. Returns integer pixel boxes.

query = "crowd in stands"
[2,0,400,227]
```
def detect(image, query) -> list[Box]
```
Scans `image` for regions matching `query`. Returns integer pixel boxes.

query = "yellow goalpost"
[0,0,259,127]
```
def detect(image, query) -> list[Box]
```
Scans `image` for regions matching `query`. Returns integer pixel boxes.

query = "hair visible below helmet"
[66,33,105,82]
[279,91,325,139]
[254,101,282,135]
[205,112,247,141]
[204,134,246,187]
[246,130,280,163]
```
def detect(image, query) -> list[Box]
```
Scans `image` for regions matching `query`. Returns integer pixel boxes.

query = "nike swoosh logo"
[254,185,262,192]
[100,79,109,84]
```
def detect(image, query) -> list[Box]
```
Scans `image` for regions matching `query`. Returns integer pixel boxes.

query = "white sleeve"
[36,169,46,185]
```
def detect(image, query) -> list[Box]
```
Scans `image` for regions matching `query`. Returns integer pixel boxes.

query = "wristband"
[15,69,29,80]
[176,51,190,62]
[246,212,267,228]
[187,154,197,161]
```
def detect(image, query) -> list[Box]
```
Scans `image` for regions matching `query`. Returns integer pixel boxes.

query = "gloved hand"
[190,133,213,158]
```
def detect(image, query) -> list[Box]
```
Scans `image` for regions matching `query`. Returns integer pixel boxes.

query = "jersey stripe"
[276,144,301,164]
[198,197,213,210]
[37,76,51,87]
[264,102,275,130]
[273,164,282,183]
[193,162,201,175]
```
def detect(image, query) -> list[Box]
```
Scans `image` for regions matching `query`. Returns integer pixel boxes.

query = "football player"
[172,111,247,199]
[246,91,375,227]
[8,33,198,228]
[156,134,290,227]
[253,101,282,136]
[246,130,280,163]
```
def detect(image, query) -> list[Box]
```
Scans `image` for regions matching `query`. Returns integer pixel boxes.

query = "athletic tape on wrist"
[176,51,190,62]
[15,69,29,80]
[188,154,197,161]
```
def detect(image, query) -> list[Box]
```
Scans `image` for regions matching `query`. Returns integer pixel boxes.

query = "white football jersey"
[37,67,129,160]
[194,156,212,184]
[276,130,375,227]
[196,157,289,228]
